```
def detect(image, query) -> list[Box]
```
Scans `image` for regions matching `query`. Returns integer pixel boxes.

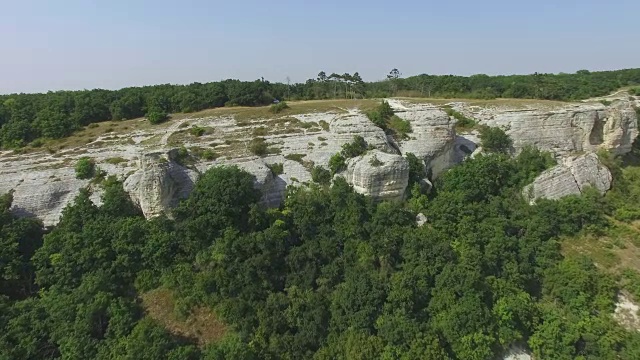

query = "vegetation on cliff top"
[1,68,639,148]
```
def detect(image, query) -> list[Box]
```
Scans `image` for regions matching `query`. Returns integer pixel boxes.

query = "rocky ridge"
[0,96,637,226]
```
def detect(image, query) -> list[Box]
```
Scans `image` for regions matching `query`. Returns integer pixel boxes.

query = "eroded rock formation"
[523,153,612,203]
[0,97,636,226]
[342,150,409,202]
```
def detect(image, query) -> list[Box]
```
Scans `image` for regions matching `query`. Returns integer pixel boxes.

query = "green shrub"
[388,115,412,138]
[329,153,346,174]
[146,110,168,124]
[444,107,476,130]
[366,110,386,128]
[341,135,367,158]
[202,149,218,161]
[267,163,284,175]
[378,100,394,118]
[284,153,305,163]
[87,123,99,129]
[479,125,512,154]
[75,157,95,179]
[369,154,384,167]
[29,138,45,148]
[319,120,330,131]
[311,165,332,184]
[270,101,289,114]
[249,138,268,156]
[173,146,193,166]
[190,126,206,137]
[105,157,127,165]
[253,127,268,136]
[600,100,612,106]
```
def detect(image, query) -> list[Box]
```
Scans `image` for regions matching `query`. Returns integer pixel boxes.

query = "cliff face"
[461,101,638,156]
[0,97,636,226]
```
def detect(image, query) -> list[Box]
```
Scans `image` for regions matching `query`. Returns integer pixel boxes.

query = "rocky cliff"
[0,97,636,225]
[457,100,638,156]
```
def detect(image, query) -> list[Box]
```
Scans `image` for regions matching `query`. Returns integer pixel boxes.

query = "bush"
[173,146,192,166]
[75,157,95,179]
[378,100,394,118]
[388,115,412,138]
[189,126,206,137]
[147,110,168,124]
[329,153,346,174]
[202,149,218,161]
[253,127,268,136]
[369,154,384,167]
[366,110,386,128]
[341,135,367,158]
[479,125,512,154]
[366,101,395,129]
[444,107,476,130]
[105,157,127,165]
[267,163,284,175]
[600,100,612,106]
[311,166,332,185]
[319,120,330,131]
[29,138,45,148]
[270,101,289,114]
[284,153,305,164]
[249,138,268,156]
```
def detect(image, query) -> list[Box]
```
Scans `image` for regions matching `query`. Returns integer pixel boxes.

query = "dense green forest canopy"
[1,68,639,147]
[3,138,640,359]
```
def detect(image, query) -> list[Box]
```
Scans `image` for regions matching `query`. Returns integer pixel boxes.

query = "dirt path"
[159,118,191,146]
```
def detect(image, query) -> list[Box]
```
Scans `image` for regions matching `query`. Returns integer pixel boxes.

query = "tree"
[387,68,402,95]
[478,125,513,154]
[146,110,168,125]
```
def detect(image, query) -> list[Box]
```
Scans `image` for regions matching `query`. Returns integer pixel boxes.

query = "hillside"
[1,89,640,359]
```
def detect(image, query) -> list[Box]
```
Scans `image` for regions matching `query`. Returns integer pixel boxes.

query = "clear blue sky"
[2,0,639,94]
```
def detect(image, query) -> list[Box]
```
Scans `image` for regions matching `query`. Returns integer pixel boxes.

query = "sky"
[1,0,639,94]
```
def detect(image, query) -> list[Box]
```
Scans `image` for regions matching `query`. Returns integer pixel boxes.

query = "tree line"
[1,68,639,147]
[3,136,640,359]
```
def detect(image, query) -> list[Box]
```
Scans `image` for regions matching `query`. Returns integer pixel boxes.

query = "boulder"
[523,153,612,203]
[416,213,428,227]
[124,151,197,218]
[342,151,409,201]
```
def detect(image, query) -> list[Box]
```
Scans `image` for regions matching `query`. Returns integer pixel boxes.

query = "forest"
[1,68,640,148]
[3,134,640,359]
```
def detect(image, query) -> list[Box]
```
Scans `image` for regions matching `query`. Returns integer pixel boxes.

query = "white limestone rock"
[234,159,287,208]
[342,151,409,201]
[475,101,638,156]
[523,153,612,203]
[123,151,197,218]
[392,105,457,179]
[416,213,428,227]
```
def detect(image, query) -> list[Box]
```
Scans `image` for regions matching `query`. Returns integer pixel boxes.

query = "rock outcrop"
[234,159,287,208]
[523,153,612,203]
[0,98,635,226]
[389,102,457,179]
[342,151,409,202]
[470,101,638,156]
[124,151,197,218]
